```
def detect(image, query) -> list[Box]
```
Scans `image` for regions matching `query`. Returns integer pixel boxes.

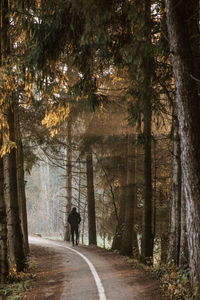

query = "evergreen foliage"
[0,1,199,297]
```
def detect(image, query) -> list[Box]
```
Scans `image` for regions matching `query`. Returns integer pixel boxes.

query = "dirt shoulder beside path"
[21,238,169,300]
[21,242,65,300]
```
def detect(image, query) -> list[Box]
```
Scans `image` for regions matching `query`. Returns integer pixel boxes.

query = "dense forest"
[0,0,200,299]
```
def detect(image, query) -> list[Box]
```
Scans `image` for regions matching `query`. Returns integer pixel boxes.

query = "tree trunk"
[0,3,9,281]
[133,145,139,258]
[111,164,126,251]
[17,138,29,255]
[120,134,135,256]
[153,139,157,239]
[4,105,25,272]
[78,161,81,214]
[16,107,29,255]
[141,0,154,263]
[179,176,189,268]
[64,119,72,241]
[141,99,153,262]
[167,115,181,265]
[86,150,97,245]
[81,197,87,244]
[1,0,25,272]
[0,140,9,283]
[165,0,200,287]
[161,234,168,264]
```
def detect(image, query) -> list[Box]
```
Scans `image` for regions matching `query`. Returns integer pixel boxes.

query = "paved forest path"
[21,237,169,300]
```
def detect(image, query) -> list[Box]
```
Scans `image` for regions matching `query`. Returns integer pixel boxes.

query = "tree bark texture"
[4,106,25,272]
[165,0,200,286]
[86,150,97,245]
[81,198,87,244]
[16,107,29,255]
[111,161,127,251]
[64,119,72,241]
[141,0,154,262]
[133,145,139,258]
[167,116,181,265]
[0,143,9,283]
[179,175,189,268]
[161,234,168,263]
[142,95,153,261]
[120,134,135,256]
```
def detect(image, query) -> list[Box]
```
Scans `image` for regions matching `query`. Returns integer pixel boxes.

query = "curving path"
[28,237,167,300]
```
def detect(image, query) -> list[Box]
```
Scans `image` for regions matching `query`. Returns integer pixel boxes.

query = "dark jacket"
[68,210,81,226]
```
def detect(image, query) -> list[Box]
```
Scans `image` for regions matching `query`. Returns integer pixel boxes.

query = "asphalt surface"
[29,237,164,300]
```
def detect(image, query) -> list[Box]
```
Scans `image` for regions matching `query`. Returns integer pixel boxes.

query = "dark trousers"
[71,225,79,245]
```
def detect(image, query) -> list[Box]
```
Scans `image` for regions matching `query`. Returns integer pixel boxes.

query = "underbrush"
[0,260,36,299]
[152,263,195,299]
[126,257,199,300]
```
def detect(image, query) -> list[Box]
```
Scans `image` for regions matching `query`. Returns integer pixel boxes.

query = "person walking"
[68,207,81,246]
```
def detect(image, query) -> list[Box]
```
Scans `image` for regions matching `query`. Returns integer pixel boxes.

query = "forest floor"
[19,237,170,300]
